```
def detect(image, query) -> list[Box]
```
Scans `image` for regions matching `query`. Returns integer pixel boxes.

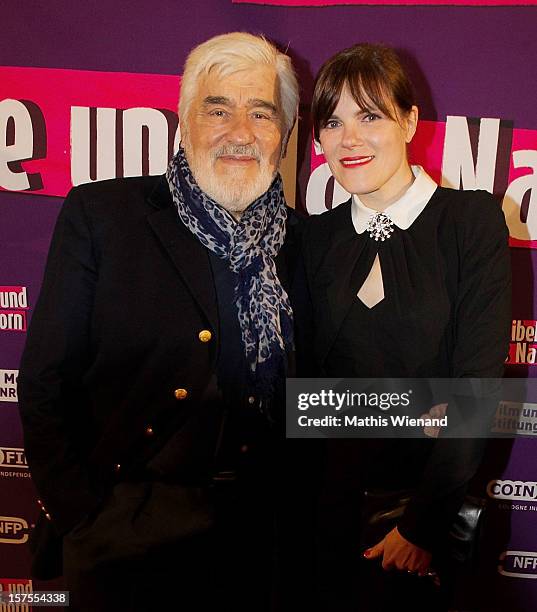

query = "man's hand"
[363,527,432,574]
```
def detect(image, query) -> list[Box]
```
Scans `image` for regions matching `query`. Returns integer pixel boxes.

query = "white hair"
[179,32,299,138]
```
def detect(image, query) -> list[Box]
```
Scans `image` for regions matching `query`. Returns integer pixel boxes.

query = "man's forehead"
[196,66,279,105]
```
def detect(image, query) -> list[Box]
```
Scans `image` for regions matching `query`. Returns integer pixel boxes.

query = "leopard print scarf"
[166,147,293,398]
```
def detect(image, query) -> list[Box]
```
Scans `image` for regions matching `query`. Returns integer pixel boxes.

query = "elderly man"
[18,32,300,611]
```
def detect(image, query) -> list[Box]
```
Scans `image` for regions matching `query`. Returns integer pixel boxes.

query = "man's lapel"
[146,176,218,331]
[275,209,302,294]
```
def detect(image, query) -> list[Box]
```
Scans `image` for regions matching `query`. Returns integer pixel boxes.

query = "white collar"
[351,166,437,234]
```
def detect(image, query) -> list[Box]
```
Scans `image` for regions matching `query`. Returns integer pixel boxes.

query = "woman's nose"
[341,123,364,148]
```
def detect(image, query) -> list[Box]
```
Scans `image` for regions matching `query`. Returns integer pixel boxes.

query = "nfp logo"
[0,517,28,544]
[487,479,537,501]
[498,551,537,578]
[0,448,27,469]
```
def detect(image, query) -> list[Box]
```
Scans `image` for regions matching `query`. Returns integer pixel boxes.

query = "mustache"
[211,145,261,161]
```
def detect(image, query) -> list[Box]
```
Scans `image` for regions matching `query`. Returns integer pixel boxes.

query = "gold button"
[145,425,154,436]
[174,388,188,400]
[114,463,121,473]
[45,513,52,521]
[198,330,212,343]
[37,499,43,508]
[248,396,256,405]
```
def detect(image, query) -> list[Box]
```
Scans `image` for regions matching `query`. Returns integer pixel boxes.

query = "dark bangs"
[311,44,415,141]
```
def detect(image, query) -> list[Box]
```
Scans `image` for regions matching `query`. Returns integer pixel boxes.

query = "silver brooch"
[366,212,395,241]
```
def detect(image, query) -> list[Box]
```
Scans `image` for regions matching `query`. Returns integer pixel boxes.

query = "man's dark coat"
[17,175,302,575]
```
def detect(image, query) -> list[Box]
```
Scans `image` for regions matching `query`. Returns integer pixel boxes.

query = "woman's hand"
[420,403,448,438]
[363,527,432,574]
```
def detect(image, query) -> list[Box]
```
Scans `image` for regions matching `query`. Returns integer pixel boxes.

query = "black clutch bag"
[360,489,486,565]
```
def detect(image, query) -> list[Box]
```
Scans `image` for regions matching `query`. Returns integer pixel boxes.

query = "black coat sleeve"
[398,190,512,551]
[18,186,104,535]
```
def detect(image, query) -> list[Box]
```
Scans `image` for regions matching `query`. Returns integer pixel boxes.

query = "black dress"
[297,185,511,611]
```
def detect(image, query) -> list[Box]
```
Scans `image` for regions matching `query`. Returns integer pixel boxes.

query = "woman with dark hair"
[300,43,511,611]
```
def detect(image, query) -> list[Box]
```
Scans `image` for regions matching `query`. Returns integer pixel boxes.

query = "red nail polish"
[363,550,371,558]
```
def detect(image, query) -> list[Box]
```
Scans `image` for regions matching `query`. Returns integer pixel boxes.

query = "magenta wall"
[2,1,537,609]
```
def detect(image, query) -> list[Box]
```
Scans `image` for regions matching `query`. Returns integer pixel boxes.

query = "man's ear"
[280,115,297,160]
[281,137,289,159]
[179,120,186,143]
[280,128,291,160]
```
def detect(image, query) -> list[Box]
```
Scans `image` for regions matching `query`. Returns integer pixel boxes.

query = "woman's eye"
[325,120,340,129]
[363,113,381,122]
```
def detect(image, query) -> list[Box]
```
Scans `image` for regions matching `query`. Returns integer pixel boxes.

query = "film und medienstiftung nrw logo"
[0,370,18,403]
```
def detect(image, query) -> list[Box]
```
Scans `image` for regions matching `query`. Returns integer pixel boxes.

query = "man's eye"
[210,109,227,117]
[253,112,270,120]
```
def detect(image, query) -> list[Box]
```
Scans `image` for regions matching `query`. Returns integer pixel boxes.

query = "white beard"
[183,140,277,216]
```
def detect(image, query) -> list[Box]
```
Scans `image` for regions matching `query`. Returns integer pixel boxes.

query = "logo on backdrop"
[0,448,26,469]
[498,551,537,578]
[487,479,537,512]
[0,447,28,480]
[491,401,537,436]
[0,68,180,197]
[0,517,29,545]
[0,288,28,333]
[507,320,537,365]
[0,578,33,611]
[0,370,18,403]
[307,116,537,249]
[0,66,531,245]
